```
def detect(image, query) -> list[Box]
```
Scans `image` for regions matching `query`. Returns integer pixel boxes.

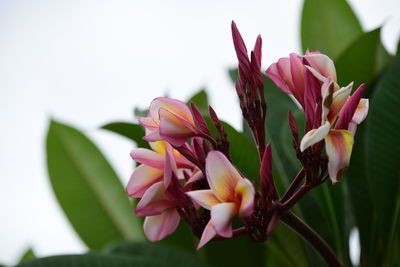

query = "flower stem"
[280,211,342,267]
[281,168,305,202]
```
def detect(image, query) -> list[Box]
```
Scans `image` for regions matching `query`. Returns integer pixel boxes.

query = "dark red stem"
[281,168,306,202]
[281,211,342,267]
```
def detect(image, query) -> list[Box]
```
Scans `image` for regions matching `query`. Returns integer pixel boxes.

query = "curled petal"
[210,202,237,238]
[159,108,197,147]
[289,53,305,105]
[303,53,337,82]
[327,82,353,124]
[144,208,180,242]
[325,130,354,184]
[351,98,369,125]
[139,117,158,129]
[321,79,335,121]
[335,84,366,130]
[126,165,163,198]
[235,179,255,218]
[205,151,242,202]
[135,182,177,216]
[187,190,221,210]
[149,97,194,124]
[130,148,164,169]
[143,130,162,142]
[197,220,217,250]
[266,61,292,94]
[300,121,331,152]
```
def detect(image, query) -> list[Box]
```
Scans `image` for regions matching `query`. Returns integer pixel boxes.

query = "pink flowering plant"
[124,21,368,266]
[18,1,399,267]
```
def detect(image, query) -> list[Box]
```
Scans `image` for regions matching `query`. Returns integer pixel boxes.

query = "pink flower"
[267,51,368,183]
[126,140,193,198]
[300,81,369,183]
[134,150,184,242]
[266,51,336,108]
[187,151,255,249]
[139,97,198,147]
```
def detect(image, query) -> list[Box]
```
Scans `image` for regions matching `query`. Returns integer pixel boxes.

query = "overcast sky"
[0,0,399,265]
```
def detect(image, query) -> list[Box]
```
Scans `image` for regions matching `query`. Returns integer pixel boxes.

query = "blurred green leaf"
[19,248,36,263]
[335,28,385,87]
[46,120,144,250]
[101,122,149,149]
[104,241,208,267]
[221,121,260,181]
[301,0,363,59]
[203,235,265,267]
[14,252,206,267]
[365,55,400,263]
[187,89,209,115]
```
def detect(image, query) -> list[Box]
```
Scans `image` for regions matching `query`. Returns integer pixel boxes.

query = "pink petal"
[235,179,255,218]
[210,202,237,238]
[126,165,163,198]
[327,82,353,124]
[130,148,164,169]
[300,121,331,152]
[139,117,158,129]
[289,53,305,105]
[149,141,193,169]
[266,62,292,94]
[149,97,194,124]
[351,98,369,125]
[144,208,180,242]
[277,57,296,93]
[135,182,177,216]
[335,84,366,130]
[205,151,242,202]
[303,53,337,82]
[325,130,354,184]
[197,220,217,250]
[187,190,221,210]
[159,108,197,147]
[143,129,162,142]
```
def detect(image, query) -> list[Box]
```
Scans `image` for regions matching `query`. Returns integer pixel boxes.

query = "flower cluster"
[126,21,369,249]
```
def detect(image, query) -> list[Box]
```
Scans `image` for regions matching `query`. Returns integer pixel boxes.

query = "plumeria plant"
[15,1,400,266]
[125,22,368,267]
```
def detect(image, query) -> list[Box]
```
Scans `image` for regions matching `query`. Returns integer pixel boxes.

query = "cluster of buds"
[126,21,369,250]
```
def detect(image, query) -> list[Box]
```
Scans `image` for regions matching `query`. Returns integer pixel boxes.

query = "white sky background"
[0,0,399,265]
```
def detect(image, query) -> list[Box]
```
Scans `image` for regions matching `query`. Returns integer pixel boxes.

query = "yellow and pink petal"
[205,151,242,202]
[324,130,354,184]
[135,182,177,216]
[186,189,221,210]
[126,165,163,198]
[235,179,255,218]
[300,121,331,152]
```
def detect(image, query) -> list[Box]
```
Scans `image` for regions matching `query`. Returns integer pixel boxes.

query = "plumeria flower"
[139,97,199,147]
[267,52,368,183]
[266,51,337,109]
[134,150,183,242]
[187,151,255,249]
[126,139,193,198]
[300,80,369,183]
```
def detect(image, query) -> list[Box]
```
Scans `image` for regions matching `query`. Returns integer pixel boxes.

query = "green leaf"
[46,120,144,249]
[365,55,400,259]
[335,28,385,88]
[15,252,207,267]
[104,241,208,267]
[187,89,209,115]
[221,121,260,181]
[19,248,36,263]
[301,0,363,59]
[203,235,265,267]
[101,122,149,149]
